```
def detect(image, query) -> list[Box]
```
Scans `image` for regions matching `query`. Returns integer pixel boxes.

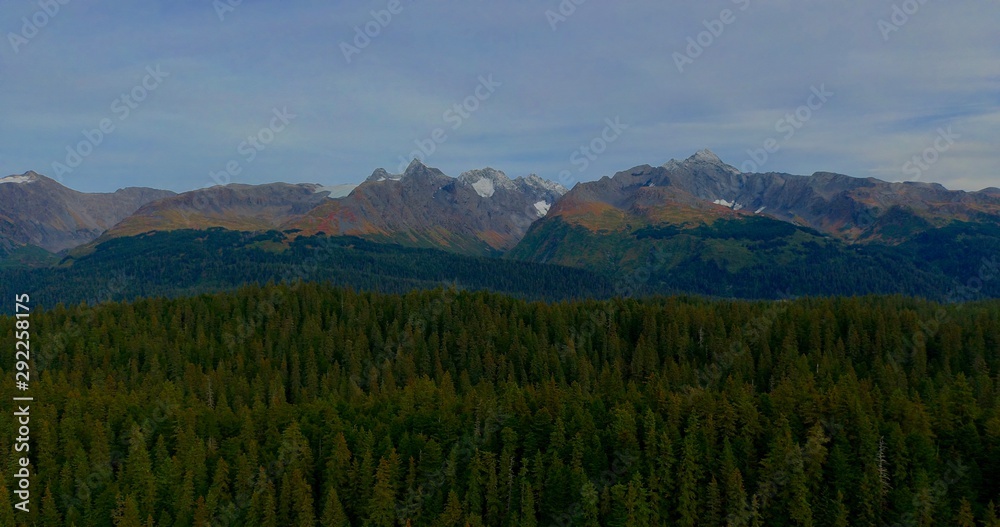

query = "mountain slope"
[288,160,567,255]
[537,150,1000,244]
[98,182,335,239]
[0,172,175,255]
[0,229,612,312]
[510,151,1000,299]
[5,152,1000,301]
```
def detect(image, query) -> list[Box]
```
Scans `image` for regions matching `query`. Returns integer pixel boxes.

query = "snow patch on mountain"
[311,184,357,198]
[366,168,402,183]
[534,201,551,217]
[472,178,495,198]
[519,174,568,195]
[459,168,519,198]
[0,174,37,184]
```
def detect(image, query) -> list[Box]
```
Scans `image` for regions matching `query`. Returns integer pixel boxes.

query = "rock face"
[0,172,175,254]
[539,149,1000,244]
[6,151,995,263]
[288,160,567,255]
[2,162,566,257]
[100,182,336,239]
[507,151,1000,299]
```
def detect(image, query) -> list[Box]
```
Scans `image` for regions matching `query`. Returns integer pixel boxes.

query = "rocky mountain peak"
[365,159,445,183]
[0,171,175,254]
[663,149,741,175]
[401,159,449,181]
[365,168,396,183]
[0,172,43,185]
[690,149,724,164]
[458,168,517,198]
[518,174,568,195]
[404,158,426,175]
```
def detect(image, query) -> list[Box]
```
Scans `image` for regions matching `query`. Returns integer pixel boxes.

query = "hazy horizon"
[6,148,999,196]
[2,1,996,194]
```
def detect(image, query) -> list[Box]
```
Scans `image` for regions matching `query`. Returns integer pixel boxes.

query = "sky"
[1,0,997,194]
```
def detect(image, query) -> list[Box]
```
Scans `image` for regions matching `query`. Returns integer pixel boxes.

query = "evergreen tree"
[518,466,537,527]
[290,468,316,527]
[831,491,849,527]
[321,487,350,527]
[41,484,61,526]
[368,457,397,527]
[956,498,975,527]
[247,470,278,527]
[113,495,144,527]
[437,490,464,527]
[677,420,700,527]
[580,480,600,527]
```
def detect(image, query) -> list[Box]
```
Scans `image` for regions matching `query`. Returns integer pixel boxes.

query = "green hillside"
[0,229,612,314]
[509,216,1000,300]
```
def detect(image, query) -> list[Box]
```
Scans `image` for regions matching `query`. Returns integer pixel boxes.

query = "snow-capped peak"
[459,168,517,198]
[518,174,568,196]
[365,168,402,183]
[0,173,39,185]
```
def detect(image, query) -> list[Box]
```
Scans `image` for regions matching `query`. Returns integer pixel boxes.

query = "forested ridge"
[3,222,1000,317]
[2,283,1000,526]
[0,230,613,315]
[511,216,1000,302]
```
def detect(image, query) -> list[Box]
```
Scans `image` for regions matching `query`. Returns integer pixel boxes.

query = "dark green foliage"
[632,224,683,240]
[516,216,1000,300]
[861,205,935,241]
[0,244,59,269]
[689,217,805,241]
[1,284,999,525]
[5,218,1000,316]
[0,230,613,314]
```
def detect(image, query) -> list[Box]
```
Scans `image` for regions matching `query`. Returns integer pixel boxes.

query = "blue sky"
[1,1,997,193]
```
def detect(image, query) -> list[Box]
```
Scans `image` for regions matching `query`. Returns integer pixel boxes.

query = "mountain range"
[510,151,1000,288]
[288,160,566,254]
[0,172,173,256]
[534,149,1000,245]
[2,151,999,302]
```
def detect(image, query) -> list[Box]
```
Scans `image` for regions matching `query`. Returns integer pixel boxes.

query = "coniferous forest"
[3,1,998,526]
[2,282,1000,526]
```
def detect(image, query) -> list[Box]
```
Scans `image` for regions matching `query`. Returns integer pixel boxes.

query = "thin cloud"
[0,0,996,192]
